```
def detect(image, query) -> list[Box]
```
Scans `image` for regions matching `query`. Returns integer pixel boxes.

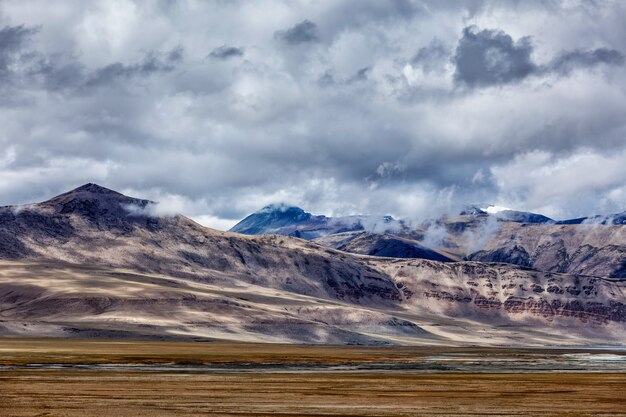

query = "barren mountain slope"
[0,260,433,345]
[372,258,626,330]
[2,259,624,345]
[231,205,626,278]
[0,184,401,306]
[443,217,626,278]
[315,232,457,262]
[0,184,625,345]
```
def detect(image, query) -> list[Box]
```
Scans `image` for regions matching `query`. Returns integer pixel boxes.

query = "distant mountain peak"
[460,204,553,224]
[70,183,122,195]
[382,215,395,223]
[558,211,626,225]
[38,183,153,220]
[44,183,129,204]
[459,205,488,216]
[260,203,307,214]
[230,204,319,235]
[493,209,554,224]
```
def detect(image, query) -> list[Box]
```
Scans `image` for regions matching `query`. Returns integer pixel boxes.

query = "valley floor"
[3,371,626,416]
[1,339,626,416]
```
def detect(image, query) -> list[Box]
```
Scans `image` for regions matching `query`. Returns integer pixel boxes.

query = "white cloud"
[482,205,512,214]
[491,149,626,218]
[191,215,239,231]
[0,0,625,223]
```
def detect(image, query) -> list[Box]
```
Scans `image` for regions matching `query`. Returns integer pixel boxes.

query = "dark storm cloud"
[85,47,183,88]
[275,20,320,45]
[0,25,37,57]
[0,25,34,50]
[454,25,625,88]
[27,55,84,92]
[0,24,38,78]
[209,45,244,60]
[453,26,536,87]
[549,48,624,75]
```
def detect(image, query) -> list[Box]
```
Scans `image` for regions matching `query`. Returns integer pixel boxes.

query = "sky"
[1,0,625,229]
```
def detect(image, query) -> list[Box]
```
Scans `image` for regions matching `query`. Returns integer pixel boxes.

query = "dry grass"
[2,339,626,416]
[0,337,618,366]
[2,371,626,416]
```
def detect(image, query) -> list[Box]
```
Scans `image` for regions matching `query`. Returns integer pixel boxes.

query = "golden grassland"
[0,337,619,365]
[1,338,626,416]
[3,371,626,416]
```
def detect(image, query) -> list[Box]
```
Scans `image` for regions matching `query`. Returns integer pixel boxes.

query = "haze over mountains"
[0,184,624,345]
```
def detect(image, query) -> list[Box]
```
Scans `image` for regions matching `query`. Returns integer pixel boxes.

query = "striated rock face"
[372,259,626,326]
[419,214,625,278]
[0,184,625,344]
[463,221,626,278]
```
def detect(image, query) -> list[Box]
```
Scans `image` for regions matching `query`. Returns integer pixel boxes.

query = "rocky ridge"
[0,184,624,345]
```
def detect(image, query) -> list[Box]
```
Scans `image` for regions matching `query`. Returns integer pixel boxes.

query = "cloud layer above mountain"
[1,1,625,227]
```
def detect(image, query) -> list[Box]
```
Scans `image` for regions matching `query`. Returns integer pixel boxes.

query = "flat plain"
[1,339,626,416]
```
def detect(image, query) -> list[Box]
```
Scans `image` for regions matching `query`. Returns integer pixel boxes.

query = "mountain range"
[231,204,626,278]
[0,183,624,345]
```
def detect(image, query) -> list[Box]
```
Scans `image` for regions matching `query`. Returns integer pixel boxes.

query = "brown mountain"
[230,204,626,279]
[0,184,624,345]
[433,214,626,278]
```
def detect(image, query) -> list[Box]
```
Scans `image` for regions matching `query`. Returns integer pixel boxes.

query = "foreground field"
[2,371,626,416]
[1,339,626,416]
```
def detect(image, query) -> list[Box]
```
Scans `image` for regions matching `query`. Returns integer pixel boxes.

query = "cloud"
[454,25,624,88]
[463,214,500,253]
[275,20,320,45]
[0,1,626,228]
[122,194,187,218]
[209,45,244,60]
[0,24,39,74]
[0,23,183,94]
[490,149,626,219]
[84,46,183,88]
[191,214,238,230]
[0,25,35,50]
[375,161,406,178]
[453,26,536,87]
[318,0,425,33]
[411,39,449,73]
[549,48,624,75]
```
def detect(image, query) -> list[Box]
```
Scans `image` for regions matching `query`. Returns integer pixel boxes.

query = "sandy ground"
[1,339,626,416]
